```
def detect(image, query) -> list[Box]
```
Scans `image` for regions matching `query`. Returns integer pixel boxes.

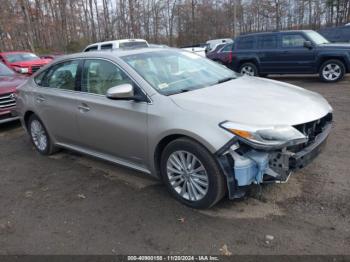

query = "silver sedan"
[16,48,333,208]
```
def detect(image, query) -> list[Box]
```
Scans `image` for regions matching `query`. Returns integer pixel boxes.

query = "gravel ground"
[0,75,349,255]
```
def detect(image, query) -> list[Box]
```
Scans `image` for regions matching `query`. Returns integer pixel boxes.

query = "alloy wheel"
[166,150,209,201]
[322,63,341,81]
[240,65,255,76]
[30,119,48,151]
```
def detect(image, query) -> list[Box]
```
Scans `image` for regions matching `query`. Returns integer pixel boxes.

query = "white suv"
[83,39,149,52]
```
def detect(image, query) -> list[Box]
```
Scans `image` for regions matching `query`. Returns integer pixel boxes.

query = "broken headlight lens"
[220,121,308,149]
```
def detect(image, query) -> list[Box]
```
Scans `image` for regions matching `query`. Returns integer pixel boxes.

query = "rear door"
[277,33,316,73]
[33,60,81,144]
[75,58,148,167]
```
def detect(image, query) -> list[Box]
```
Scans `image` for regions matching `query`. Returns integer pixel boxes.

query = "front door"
[276,33,316,73]
[75,59,148,167]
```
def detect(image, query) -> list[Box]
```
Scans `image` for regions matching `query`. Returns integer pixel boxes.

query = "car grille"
[0,93,16,109]
[31,65,42,73]
[289,113,333,152]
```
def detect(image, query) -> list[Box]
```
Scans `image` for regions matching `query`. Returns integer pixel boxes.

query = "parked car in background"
[0,51,51,75]
[0,62,27,124]
[16,48,332,208]
[40,54,64,60]
[83,39,149,52]
[206,42,234,67]
[230,30,350,82]
[318,25,350,43]
[181,43,208,57]
[148,44,168,48]
[205,38,233,53]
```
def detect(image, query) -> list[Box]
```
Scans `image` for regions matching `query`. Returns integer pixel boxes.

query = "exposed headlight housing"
[220,121,308,150]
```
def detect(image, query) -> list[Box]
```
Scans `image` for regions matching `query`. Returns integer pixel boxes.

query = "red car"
[0,51,51,75]
[0,62,27,124]
[206,43,234,67]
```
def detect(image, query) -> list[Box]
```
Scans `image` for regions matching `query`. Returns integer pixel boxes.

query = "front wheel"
[160,138,226,208]
[239,62,258,76]
[319,59,345,82]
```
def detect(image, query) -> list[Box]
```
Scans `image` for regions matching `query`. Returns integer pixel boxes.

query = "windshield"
[121,50,239,95]
[0,62,15,76]
[305,31,329,45]
[119,42,148,48]
[5,53,39,63]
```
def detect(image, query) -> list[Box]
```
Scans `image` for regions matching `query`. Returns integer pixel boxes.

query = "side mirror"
[106,84,135,100]
[304,41,313,49]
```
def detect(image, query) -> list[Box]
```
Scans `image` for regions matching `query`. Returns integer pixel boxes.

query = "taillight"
[228,51,233,63]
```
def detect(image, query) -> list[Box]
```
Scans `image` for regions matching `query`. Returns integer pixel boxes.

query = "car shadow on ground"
[0,121,21,133]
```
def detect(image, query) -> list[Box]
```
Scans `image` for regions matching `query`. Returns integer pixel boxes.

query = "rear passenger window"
[101,44,113,50]
[221,44,233,52]
[44,61,79,90]
[282,34,306,48]
[81,59,133,95]
[237,37,255,50]
[257,35,278,49]
[84,46,98,52]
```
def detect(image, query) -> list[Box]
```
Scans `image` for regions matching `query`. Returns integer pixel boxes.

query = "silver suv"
[16,48,333,208]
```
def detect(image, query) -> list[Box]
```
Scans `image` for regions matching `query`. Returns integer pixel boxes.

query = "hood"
[0,75,27,94]
[318,43,350,50]
[9,59,51,67]
[170,76,332,126]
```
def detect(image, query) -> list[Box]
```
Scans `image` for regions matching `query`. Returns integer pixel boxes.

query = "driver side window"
[81,59,133,95]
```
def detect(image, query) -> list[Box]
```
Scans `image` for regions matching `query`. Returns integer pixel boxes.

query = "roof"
[239,30,315,37]
[0,51,32,55]
[53,47,176,63]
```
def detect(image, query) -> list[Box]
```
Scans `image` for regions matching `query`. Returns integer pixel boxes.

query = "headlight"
[14,67,29,74]
[220,121,307,149]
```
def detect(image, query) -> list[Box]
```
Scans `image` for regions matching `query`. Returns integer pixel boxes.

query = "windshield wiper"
[217,77,235,84]
[167,89,191,96]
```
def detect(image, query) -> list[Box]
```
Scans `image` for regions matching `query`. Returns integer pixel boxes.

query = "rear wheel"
[28,115,56,155]
[319,59,345,82]
[160,138,226,208]
[239,62,258,76]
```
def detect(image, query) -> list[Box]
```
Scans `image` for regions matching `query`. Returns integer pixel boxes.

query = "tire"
[319,59,345,83]
[28,114,57,155]
[160,138,226,209]
[239,62,258,76]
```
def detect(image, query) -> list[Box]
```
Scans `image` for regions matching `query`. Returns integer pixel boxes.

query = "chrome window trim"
[32,57,153,105]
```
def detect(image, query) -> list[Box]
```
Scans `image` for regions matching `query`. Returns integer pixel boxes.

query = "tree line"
[0,0,349,53]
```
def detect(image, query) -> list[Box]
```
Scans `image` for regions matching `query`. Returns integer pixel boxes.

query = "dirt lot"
[0,75,349,255]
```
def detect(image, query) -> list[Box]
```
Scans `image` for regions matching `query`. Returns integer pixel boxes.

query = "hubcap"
[166,151,209,201]
[240,65,255,76]
[30,120,48,151]
[322,63,341,81]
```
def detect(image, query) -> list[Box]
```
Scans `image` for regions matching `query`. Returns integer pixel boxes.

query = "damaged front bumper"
[216,122,332,199]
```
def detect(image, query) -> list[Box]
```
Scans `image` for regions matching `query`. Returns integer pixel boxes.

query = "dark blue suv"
[229,30,350,82]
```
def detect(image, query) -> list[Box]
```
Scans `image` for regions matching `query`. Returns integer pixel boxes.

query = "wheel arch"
[318,56,349,72]
[238,59,260,72]
[24,110,36,129]
[153,133,218,178]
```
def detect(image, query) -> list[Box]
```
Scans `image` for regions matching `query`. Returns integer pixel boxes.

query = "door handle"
[36,96,45,103]
[78,103,90,112]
